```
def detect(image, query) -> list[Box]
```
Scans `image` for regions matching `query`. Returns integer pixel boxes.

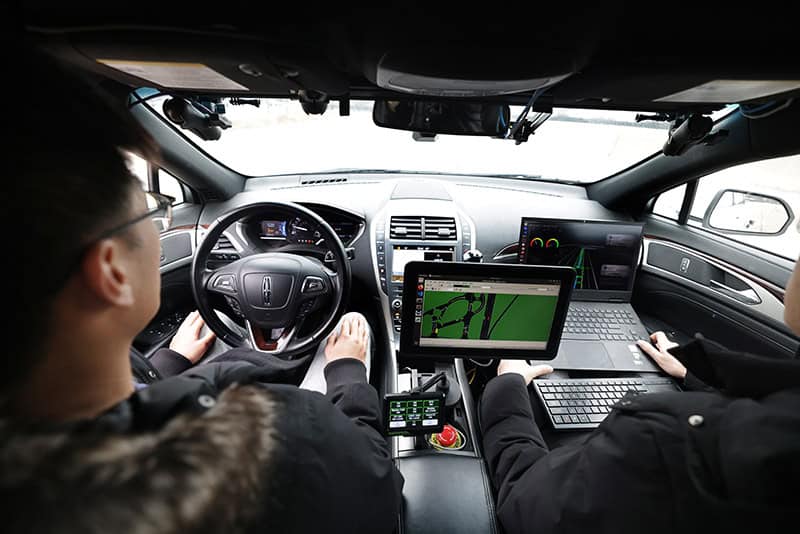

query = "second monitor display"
[518,219,643,293]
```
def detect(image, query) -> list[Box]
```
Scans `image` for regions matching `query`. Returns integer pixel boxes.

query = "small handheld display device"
[384,391,446,436]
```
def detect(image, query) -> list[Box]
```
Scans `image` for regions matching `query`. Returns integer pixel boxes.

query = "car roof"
[23,2,800,113]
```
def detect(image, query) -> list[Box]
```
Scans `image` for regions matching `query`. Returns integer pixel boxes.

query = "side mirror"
[373,100,510,137]
[703,189,793,235]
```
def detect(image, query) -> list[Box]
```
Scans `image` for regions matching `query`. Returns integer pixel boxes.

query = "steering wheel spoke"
[246,321,299,354]
[205,266,239,296]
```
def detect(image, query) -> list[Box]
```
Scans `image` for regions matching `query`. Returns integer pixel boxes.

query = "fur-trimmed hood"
[1,385,277,534]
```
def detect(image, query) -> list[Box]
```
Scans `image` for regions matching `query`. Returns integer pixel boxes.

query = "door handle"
[709,279,762,305]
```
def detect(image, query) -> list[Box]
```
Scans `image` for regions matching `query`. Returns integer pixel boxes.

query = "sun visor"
[373,48,577,97]
[67,32,346,95]
[655,79,800,103]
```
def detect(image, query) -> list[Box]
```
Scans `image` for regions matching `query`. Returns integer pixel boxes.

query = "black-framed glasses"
[95,191,174,240]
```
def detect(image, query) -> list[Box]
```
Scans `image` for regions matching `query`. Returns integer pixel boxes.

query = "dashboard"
[190,175,630,337]
[207,177,621,336]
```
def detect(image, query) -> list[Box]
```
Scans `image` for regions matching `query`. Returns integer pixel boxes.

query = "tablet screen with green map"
[415,278,560,350]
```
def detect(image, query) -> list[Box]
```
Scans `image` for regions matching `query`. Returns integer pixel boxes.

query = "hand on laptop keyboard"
[635,331,686,379]
[498,360,554,385]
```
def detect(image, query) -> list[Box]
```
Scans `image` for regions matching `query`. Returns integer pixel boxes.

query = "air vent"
[390,216,423,239]
[390,216,456,240]
[213,234,236,250]
[299,177,348,185]
[424,217,457,241]
[208,233,240,268]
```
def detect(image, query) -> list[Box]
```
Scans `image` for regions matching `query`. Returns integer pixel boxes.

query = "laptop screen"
[518,219,644,295]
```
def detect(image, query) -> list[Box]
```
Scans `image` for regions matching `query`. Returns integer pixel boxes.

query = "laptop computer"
[518,218,659,372]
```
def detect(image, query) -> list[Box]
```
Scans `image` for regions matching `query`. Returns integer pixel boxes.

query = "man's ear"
[80,239,135,307]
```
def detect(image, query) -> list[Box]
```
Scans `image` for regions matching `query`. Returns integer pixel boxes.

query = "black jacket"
[1,358,403,534]
[480,338,800,534]
[130,345,317,385]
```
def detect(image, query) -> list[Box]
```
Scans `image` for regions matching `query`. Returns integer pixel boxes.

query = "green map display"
[420,291,557,342]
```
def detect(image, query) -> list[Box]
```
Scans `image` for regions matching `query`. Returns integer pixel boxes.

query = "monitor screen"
[400,262,574,360]
[391,245,454,283]
[518,219,643,293]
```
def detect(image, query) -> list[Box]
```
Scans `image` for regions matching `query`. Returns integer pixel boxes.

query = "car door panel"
[645,217,795,286]
[134,264,194,357]
[135,203,203,356]
[634,273,798,359]
[634,217,798,360]
[643,239,785,324]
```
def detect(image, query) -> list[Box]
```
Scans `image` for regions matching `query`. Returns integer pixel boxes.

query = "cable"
[507,88,545,139]
[469,358,494,367]
[412,371,447,393]
[467,368,477,384]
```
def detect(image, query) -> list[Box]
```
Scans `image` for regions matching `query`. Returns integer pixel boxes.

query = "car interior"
[23,3,800,533]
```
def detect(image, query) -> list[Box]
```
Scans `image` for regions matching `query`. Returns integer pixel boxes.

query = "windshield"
[149,96,681,183]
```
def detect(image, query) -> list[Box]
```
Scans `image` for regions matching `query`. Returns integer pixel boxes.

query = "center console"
[370,200,497,534]
[371,202,578,534]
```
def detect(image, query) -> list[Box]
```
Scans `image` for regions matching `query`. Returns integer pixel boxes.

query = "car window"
[125,151,149,189]
[158,169,185,205]
[652,183,687,220]
[123,151,186,205]
[652,154,800,260]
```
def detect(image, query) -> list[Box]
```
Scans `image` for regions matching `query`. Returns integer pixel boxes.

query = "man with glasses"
[117,192,372,393]
[2,49,402,533]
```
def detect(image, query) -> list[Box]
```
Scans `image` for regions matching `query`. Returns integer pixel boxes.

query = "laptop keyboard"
[533,377,679,430]
[563,306,640,341]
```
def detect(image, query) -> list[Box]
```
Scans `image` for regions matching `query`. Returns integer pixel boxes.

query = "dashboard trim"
[158,228,196,274]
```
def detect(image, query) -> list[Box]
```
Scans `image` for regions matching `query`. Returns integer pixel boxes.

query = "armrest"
[396,455,498,534]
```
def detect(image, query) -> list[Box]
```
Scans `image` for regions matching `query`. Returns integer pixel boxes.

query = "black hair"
[5,44,159,396]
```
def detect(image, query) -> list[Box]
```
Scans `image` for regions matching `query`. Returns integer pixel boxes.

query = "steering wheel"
[191,201,352,356]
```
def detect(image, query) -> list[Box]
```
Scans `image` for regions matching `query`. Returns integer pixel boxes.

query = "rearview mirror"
[704,189,792,235]
[373,100,510,136]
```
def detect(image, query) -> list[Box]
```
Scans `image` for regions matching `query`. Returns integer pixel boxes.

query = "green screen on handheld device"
[384,391,445,436]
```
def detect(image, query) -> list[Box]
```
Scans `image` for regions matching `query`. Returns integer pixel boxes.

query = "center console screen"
[400,262,575,360]
[391,245,454,283]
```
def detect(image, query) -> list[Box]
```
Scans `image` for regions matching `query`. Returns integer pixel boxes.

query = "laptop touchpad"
[562,341,613,368]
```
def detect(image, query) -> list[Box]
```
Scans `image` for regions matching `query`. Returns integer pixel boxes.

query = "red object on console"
[437,424,457,447]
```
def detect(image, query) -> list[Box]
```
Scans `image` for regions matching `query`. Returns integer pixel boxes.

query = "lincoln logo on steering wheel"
[262,276,272,306]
